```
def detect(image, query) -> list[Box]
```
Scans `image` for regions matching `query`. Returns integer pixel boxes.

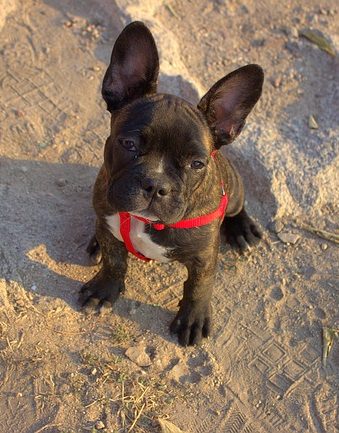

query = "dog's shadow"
[0,156,189,343]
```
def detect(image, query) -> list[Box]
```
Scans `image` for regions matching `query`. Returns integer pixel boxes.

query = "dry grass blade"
[158,418,187,433]
[34,423,61,433]
[119,408,126,429]
[300,223,339,244]
[322,327,339,366]
[165,4,180,19]
[135,385,149,404]
[308,115,319,129]
[128,402,146,432]
[299,28,336,57]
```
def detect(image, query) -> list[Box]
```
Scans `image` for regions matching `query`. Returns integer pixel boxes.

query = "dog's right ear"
[198,65,264,147]
[102,21,159,112]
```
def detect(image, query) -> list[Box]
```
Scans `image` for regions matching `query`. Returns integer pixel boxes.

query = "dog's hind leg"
[221,208,263,253]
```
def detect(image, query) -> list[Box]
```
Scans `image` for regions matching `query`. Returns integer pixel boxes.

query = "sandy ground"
[0,1,338,432]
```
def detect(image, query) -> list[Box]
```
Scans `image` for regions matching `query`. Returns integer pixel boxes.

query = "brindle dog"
[79,21,264,346]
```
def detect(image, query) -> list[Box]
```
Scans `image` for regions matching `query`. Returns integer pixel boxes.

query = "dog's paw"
[86,235,102,265]
[170,300,211,346]
[79,270,124,309]
[223,209,263,253]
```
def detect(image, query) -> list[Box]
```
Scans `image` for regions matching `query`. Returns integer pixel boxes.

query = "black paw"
[224,209,262,253]
[86,235,102,265]
[79,270,124,309]
[170,300,211,346]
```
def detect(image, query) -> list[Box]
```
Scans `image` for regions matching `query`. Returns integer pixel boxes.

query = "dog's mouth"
[129,210,160,222]
[129,202,187,225]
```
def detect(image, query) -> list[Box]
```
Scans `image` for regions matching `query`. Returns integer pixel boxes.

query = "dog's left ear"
[198,64,264,147]
[102,21,159,112]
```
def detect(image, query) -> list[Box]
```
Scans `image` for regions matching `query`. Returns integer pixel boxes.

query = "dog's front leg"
[79,220,128,308]
[171,249,218,346]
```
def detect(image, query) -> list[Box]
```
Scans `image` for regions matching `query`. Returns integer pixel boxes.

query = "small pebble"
[278,232,300,245]
[271,287,284,301]
[290,27,299,38]
[13,109,25,117]
[31,284,37,291]
[125,346,152,367]
[95,420,105,430]
[56,178,67,187]
[310,14,319,24]
[269,219,284,233]
[321,243,328,251]
[271,76,282,88]
[314,307,326,319]
[274,220,284,233]
[91,368,97,375]
[168,361,189,383]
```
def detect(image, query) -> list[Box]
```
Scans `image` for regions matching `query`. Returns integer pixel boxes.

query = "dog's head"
[102,22,263,224]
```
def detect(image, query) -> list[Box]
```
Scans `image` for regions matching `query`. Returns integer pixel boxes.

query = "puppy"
[79,21,264,346]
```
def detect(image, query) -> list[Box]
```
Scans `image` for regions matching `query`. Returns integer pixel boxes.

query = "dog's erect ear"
[102,21,159,112]
[198,65,264,147]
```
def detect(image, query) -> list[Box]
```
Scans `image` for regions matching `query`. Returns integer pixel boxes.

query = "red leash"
[118,150,228,261]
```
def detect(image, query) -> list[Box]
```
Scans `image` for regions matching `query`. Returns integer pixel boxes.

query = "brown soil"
[0,1,338,432]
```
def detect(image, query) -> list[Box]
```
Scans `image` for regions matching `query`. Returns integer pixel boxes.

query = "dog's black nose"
[141,177,170,198]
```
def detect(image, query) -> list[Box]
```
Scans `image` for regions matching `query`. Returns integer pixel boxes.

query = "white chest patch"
[105,214,171,263]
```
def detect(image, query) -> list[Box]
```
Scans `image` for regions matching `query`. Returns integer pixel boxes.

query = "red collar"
[118,149,228,261]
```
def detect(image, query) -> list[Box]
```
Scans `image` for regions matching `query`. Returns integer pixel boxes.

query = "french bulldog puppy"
[79,21,264,346]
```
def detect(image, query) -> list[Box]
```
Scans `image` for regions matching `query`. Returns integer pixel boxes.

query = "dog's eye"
[190,160,205,170]
[119,138,137,152]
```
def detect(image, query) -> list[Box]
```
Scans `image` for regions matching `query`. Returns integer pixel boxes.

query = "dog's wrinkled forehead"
[113,94,213,157]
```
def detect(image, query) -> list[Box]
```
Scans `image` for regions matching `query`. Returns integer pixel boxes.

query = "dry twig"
[300,223,339,244]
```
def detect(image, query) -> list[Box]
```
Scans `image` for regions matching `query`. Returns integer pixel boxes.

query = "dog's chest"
[105,214,171,263]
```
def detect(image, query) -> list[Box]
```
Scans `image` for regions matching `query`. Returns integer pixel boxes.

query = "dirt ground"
[0,1,338,432]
